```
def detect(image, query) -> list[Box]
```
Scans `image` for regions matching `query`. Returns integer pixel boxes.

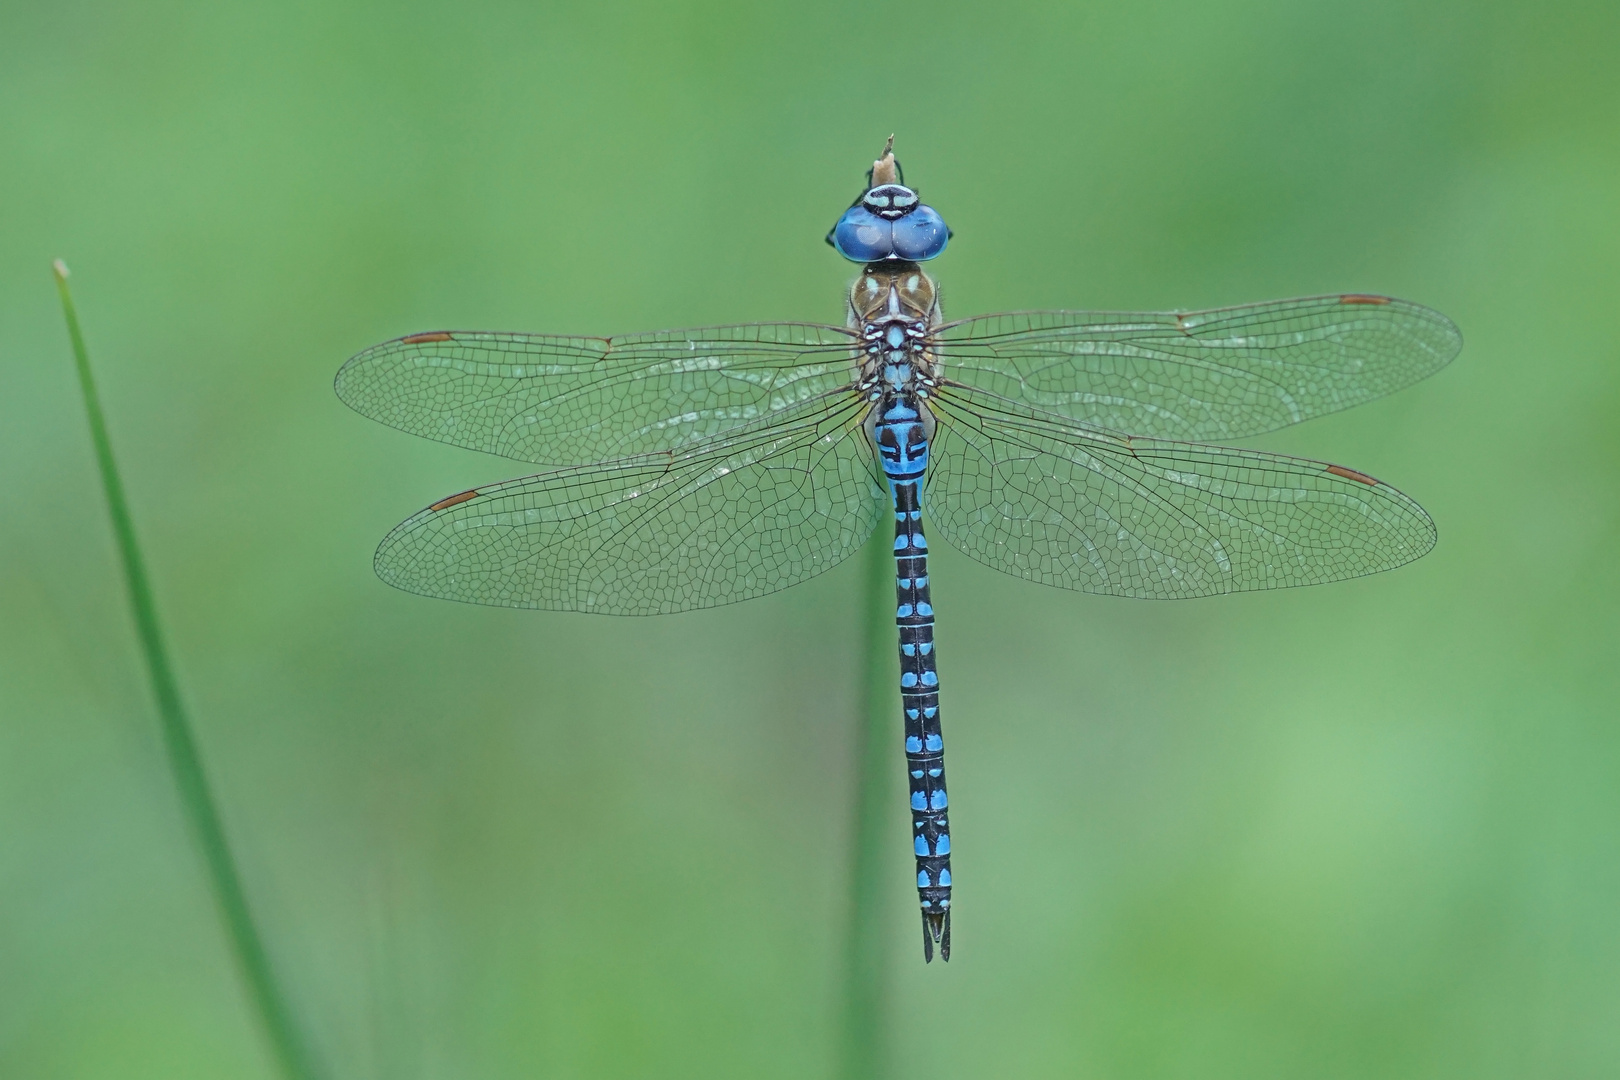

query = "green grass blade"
[838,524,896,1080]
[53,260,323,1080]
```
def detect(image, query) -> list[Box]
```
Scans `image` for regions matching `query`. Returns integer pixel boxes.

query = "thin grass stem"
[838,524,896,1079]
[53,261,322,1080]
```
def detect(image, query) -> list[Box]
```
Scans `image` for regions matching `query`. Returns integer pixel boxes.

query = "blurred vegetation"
[51,262,322,1080]
[3,1,1619,1078]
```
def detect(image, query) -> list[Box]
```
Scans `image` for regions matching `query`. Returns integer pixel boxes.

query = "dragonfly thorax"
[851,262,938,323]
[850,262,942,398]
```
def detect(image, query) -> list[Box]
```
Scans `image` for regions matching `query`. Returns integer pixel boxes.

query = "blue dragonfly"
[336,138,1460,962]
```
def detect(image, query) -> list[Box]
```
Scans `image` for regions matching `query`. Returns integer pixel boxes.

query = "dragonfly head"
[827,136,951,263]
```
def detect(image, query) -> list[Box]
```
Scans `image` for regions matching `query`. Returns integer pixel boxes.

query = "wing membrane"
[924,383,1435,599]
[373,393,882,614]
[938,295,1460,441]
[337,323,857,464]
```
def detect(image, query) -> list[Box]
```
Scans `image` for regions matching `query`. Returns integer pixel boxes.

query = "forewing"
[924,384,1435,599]
[336,323,857,464]
[373,393,882,614]
[939,295,1460,441]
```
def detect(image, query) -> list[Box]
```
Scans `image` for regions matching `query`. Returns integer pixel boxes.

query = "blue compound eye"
[891,204,949,261]
[830,206,895,262]
[830,202,950,263]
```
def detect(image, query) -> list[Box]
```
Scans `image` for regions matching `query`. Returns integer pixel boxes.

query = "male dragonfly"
[336,138,1460,961]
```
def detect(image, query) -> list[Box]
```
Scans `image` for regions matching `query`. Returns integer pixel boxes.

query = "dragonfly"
[336,137,1460,962]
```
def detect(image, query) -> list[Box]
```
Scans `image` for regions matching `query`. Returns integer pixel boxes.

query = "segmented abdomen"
[891,474,951,961]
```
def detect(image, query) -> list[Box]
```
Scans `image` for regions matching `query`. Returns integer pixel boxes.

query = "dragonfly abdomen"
[876,390,951,961]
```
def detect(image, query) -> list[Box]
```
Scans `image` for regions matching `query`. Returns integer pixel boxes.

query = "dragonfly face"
[336,135,1460,964]
[862,183,920,218]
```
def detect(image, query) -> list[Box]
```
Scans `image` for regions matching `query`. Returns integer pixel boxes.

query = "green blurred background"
[4,0,1619,1076]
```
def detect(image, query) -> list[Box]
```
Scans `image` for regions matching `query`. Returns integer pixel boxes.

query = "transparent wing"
[924,383,1435,599]
[336,323,858,464]
[373,392,882,614]
[938,294,1460,441]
